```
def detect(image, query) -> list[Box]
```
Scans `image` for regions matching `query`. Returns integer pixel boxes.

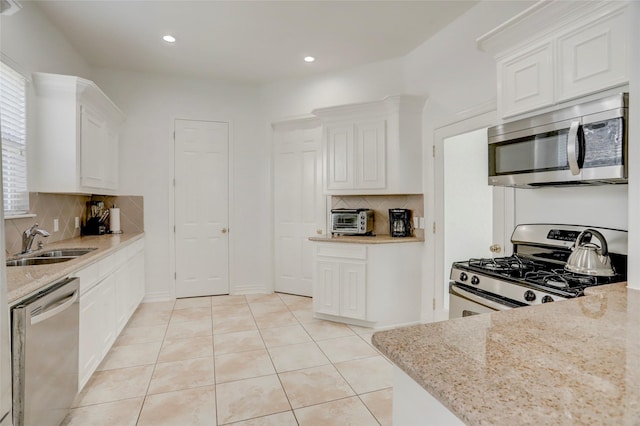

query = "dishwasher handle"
[30,290,79,326]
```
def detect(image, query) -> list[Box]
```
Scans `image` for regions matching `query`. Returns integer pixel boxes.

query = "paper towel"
[109,208,122,234]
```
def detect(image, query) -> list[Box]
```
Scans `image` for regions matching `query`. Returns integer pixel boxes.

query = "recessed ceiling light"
[304,56,315,63]
[163,35,176,43]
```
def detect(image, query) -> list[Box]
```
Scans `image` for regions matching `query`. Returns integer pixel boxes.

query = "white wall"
[260,57,405,121]
[0,1,91,78]
[91,68,268,300]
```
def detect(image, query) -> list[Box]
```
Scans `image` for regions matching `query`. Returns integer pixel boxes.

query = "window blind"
[1,61,29,215]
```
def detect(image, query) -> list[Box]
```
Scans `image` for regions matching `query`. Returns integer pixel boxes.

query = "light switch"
[53,219,59,232]
[75,217,80,229]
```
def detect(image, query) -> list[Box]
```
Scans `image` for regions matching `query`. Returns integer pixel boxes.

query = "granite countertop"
[309,234,424,244]
[372,282,640,425]
[6,232,144,304]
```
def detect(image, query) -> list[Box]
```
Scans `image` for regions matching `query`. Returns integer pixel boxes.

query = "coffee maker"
[389,209,412,237]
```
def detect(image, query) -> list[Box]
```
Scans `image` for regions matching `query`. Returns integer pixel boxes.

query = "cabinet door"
[79,284,101,389]
[97,274,117,358]
[339,262,366,320]
[78,275,115,390]
[104,129,119,190]
[498,42,554,118]
[355,120,386,189]
[556,9,628,102]
[80,105,108,188]
[326,124,355,190]
[314,261,341,315]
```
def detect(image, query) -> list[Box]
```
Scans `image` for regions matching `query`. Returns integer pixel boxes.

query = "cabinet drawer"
[316,243,367,260]
[73,262,99,294]
[126,239,144,257]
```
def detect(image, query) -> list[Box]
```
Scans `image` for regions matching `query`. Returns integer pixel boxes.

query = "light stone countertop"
[372,282,640,425]
[6,232,144,305]
[309,234,424,244]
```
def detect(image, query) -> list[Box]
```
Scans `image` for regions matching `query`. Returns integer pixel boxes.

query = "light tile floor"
[63,293,393,425]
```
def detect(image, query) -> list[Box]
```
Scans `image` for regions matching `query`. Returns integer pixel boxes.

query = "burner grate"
[468,256,541,278]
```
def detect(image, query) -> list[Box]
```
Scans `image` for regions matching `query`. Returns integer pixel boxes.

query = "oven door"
[448,283,518,319]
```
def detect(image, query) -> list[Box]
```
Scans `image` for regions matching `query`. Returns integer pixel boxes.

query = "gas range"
[449,224,627,318]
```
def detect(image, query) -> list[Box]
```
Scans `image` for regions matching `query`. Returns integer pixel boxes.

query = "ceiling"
[34,0,478,84]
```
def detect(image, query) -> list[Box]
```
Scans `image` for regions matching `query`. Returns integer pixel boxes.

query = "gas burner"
[468,256,540,278]
[524,269,600,290]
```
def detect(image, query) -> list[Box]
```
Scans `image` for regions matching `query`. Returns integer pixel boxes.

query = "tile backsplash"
[4,193,144,256]
[332,194,424,238]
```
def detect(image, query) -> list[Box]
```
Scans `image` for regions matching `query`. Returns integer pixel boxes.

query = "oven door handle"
[567,120,581,176]
[450,284,512,311]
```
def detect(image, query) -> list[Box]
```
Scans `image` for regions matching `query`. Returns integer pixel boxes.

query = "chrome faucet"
[22,223,50,254]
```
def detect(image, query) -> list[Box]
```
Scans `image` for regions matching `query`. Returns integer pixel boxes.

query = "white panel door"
[274,123,325,296]
[175,119,229,297]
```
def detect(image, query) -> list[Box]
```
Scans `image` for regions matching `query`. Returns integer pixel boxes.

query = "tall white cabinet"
[31,73,124,194]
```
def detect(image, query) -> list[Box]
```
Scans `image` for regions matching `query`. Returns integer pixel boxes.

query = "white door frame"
[169,117,235,299]
[430,102,515,321]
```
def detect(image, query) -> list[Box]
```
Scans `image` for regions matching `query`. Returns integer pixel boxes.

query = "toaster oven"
[330,209,374,235]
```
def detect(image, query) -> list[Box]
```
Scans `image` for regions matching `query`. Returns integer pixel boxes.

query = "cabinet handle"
[221,228,228,234]
[489,244,501,253]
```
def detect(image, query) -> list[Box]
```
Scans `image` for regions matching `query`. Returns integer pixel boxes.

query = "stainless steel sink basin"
[38,248,97,258]
[6,247,97,267]
[6,257,78,267]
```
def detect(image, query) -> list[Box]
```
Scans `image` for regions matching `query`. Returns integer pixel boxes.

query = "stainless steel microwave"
[330,209,374,235]
[488,93,628,188]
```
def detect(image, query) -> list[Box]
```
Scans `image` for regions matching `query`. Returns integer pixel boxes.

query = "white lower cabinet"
[315,260,366,320]
[77,238,145,390]
[313,242,422,328]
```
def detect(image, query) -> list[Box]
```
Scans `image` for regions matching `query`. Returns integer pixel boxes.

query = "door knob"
[221,228,228,234]
[489,244,501,253]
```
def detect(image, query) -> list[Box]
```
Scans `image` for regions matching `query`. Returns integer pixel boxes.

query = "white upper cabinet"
[479,1,630,119]
[314,95,425,195]
[498,41,554,117]
[31,73,124,194]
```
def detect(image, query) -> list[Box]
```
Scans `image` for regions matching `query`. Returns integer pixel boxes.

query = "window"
[1,59,29,215]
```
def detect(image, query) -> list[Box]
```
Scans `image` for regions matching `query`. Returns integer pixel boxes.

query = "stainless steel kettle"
[565,229,615,276]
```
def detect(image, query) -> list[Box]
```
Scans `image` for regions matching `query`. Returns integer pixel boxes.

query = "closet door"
[274,120,325,297]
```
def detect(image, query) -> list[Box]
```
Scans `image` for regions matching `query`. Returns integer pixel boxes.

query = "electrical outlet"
[53,219,59,232]
[413,217,420,229]
[75,217,80,229]
[419,217,425,229]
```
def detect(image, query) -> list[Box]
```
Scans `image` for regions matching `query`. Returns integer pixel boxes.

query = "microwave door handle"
[567,120,581,175]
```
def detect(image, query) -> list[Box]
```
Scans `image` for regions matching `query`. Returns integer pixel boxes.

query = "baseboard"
[142,292,174,303]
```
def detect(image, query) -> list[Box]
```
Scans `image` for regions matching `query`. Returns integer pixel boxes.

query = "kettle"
[565,229,615,277]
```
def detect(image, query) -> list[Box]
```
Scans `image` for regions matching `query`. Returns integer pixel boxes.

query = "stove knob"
[471,276,480,285]
[524,290,536,302]
[459,272,468,282]
[541,295,554,304]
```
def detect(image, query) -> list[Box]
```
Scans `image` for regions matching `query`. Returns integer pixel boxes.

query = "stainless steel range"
[449,224,628,319]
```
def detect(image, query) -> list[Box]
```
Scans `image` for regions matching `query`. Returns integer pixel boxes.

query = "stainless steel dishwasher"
[11,277,79,426]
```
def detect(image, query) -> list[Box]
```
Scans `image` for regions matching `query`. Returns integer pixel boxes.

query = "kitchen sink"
[6,257,78,267]
[37,248,97,258]
[6,247,98,267]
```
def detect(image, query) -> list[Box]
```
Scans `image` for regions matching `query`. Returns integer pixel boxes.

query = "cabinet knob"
[316,229,323,235]
[489,244,501,253]
[221,228,228,234]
